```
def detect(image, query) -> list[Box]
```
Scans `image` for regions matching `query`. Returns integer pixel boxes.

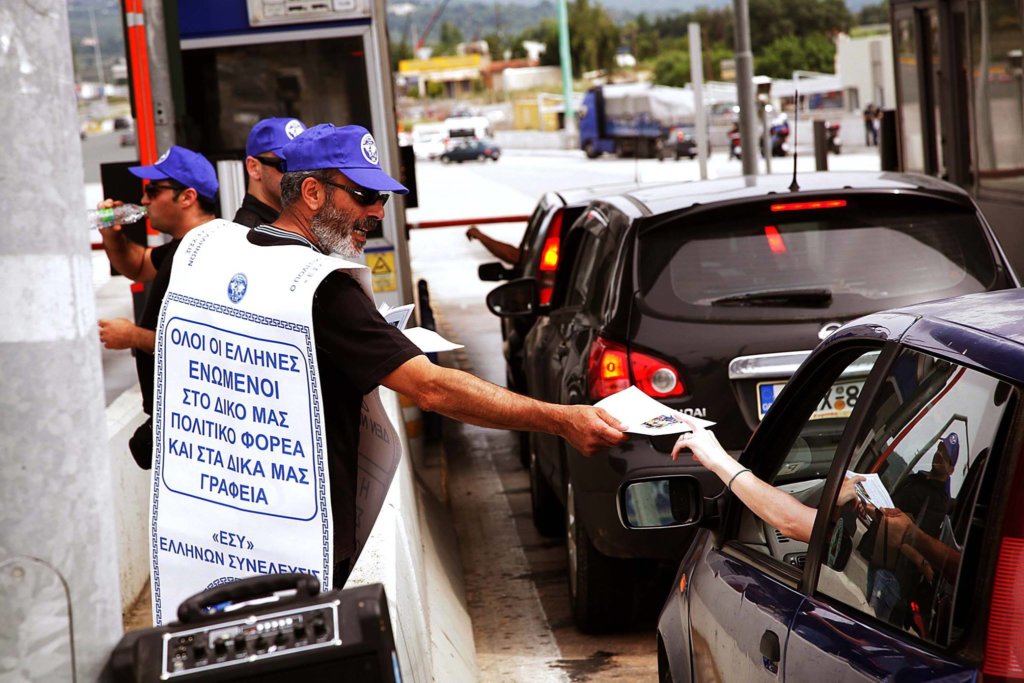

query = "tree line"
[392,0,890,84]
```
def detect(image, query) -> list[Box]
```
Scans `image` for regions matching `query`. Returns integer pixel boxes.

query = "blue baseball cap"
[246,117,307,158]
[129,146,219,201]
[939,433,960,465]
[281,124,408,194]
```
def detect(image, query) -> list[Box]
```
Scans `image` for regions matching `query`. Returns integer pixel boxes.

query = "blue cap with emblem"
[128,146,219,201]
[939,433,960,465]
[281,123,408,194]
[246,117,307,157]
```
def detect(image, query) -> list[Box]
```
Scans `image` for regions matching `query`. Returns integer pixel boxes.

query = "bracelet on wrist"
[727,468,752,493]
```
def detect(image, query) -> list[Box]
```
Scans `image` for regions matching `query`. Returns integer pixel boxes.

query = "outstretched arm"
[466,226,521,266]
[381,355,627,456]
[672,417,817,542]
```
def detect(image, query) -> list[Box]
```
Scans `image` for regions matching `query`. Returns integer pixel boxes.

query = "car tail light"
[130,282,145,294]
[769,199,847,212]
[982,536,1024,681]
[588,337,685,400]
[537,210,563,305]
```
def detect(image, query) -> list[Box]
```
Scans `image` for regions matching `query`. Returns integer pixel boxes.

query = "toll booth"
[172,0,412,306]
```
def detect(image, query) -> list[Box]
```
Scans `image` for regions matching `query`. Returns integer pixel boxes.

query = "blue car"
[619,287,1024,681]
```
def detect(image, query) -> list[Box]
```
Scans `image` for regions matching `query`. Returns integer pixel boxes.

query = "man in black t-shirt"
[97,146,219,468]
[232,117,306,228]
[245,124,628,585]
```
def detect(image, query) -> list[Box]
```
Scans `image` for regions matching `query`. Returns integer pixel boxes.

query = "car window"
[638,196,1000,322]
[732,347,882,568]
[565,233,600,308]
[815,348,1015,649]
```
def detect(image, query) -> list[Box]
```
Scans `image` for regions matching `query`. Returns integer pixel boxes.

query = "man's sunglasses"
[254,156,285,171]
[321,179,390,207]
[143,183,181,199]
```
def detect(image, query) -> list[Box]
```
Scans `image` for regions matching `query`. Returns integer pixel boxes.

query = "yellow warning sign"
[369,251,396,292]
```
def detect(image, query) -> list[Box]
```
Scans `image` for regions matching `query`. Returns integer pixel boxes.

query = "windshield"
[638,196,1000,320]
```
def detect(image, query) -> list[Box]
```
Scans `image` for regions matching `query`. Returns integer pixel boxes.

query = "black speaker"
[108,574,400,682]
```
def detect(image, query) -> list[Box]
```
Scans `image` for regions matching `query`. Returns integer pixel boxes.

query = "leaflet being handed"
[594,385,715,436]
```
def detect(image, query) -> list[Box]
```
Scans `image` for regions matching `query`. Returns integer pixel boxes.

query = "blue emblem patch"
[227,273,248,303]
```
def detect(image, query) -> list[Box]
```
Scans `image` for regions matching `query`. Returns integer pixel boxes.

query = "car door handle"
[759,629,781,674]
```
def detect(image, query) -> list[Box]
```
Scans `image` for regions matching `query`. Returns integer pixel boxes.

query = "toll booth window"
[181,36,371,159]
[968,1,1024,196]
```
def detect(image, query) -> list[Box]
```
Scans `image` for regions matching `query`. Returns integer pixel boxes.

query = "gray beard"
[309,201,362,259]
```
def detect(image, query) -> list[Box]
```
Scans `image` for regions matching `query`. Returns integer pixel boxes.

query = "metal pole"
[142,0,176,153]
[557,0,576,138]
[0,2,123,680]
[733,0,758,176]
[88,7,109,115]
[689,22,708,180]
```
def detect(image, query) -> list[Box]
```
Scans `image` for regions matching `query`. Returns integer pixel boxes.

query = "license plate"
[757,379,864,420]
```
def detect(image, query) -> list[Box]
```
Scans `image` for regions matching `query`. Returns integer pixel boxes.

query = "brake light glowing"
[982,536,1024,679]
[769,199,847,212]
[539,210,563,272]
[588,337,685,400]
[537,210,564,305]
[764,226,787,254]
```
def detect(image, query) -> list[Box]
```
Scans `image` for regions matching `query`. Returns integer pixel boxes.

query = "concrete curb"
[348,389,478,682]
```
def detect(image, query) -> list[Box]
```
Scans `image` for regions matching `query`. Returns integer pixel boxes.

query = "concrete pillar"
[0,2,123,681]
[814,120,829,171]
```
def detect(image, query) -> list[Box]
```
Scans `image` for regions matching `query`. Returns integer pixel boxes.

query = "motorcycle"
[728,128,742,160]
[826,121,842,154]
[769,118,790,157]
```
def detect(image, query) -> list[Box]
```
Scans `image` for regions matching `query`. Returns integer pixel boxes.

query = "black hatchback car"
[486,171,1017,632]
[440,138,500,163]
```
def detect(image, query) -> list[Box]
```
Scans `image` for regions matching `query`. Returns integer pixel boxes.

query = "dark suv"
[480,183,660,468]
[486,171,1017,632]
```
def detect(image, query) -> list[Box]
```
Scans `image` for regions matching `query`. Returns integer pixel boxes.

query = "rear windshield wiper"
[708,288,833,307]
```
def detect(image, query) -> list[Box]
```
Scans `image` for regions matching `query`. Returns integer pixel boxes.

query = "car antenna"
[789,89,800,192]
[634,135,641,184]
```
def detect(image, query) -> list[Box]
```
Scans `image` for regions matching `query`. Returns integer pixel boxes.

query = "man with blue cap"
[241,123,627,585]
[97,145,219,468]
[890,432,958,538]
[233,117,306,228]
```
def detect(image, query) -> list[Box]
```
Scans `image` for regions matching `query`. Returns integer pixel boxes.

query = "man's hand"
[561,405,628,456]
[97,198,126,236]
[465,226,481,241]
[98,318,140,350]
[838,475,865,507]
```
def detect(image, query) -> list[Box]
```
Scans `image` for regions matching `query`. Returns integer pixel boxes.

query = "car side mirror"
[618,475,705,529]
[478,261,515,282]
[486,278,538,318]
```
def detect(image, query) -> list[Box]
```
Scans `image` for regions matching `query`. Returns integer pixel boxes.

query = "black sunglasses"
[321,179,390,207]
[254,155,285,171]
[143,182,180,199]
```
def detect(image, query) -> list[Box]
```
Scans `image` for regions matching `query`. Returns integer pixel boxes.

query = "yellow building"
[398,54,485,98]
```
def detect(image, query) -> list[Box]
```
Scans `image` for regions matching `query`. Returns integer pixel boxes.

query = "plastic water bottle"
[87,204,147,229]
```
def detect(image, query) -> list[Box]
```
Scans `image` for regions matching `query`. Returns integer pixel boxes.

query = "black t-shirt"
[247,225,423,561]
[232,194,279,229]
[136,239,180,414]
[892,472,952,538]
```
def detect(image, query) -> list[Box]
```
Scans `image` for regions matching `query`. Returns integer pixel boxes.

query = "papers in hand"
[402,327,463,353]
[378,302,416,331]
[845,471,895,509]
[594,385,715,436]
[377,302,462,353]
